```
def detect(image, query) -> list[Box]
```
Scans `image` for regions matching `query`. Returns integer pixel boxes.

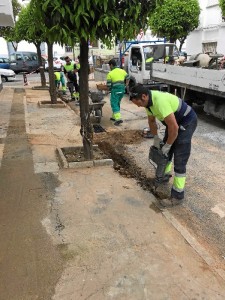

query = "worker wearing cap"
[106,59,130,126]
[130,84,197,207]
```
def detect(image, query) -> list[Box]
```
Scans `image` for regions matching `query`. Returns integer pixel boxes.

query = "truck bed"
[151,64,225,98]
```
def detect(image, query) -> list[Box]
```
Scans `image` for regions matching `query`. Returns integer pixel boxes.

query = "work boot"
[114,120,123,126]
[158,197,184,208]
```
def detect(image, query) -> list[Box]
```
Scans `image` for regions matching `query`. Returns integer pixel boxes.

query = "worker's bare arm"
[148,115,158,135]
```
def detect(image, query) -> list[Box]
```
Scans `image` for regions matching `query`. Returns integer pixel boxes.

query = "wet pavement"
[0,85,225,299]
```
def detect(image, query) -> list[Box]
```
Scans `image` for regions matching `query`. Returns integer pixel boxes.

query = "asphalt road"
[2,72,49,87]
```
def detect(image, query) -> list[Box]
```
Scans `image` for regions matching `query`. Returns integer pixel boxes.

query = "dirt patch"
[94,129,143,145]
[62,146,109,162]
[94,130,155,190]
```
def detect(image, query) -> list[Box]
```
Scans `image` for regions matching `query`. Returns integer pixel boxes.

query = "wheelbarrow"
[89,91,106,124]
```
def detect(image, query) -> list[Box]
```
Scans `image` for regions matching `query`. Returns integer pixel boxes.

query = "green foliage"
[149,0,200,43]
[31,0,156,46]
[4,3,47,47]
[219,0,225,16]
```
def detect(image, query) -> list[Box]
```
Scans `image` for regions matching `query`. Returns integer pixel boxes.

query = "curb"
[162,209,225,281]
[32,86,49,90]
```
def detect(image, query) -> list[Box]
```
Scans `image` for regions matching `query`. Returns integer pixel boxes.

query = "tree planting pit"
[38,100,66,108]
[32,86,49,90]
[56,145,113,169]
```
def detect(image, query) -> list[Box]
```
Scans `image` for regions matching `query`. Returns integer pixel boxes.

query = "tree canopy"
[29,0,157,159]
[11,4,47,86]
[219,0,225,17]
[149,0,200,49]
[31,0,157,46]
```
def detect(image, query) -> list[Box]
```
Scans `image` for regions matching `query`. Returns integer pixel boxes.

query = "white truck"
[94,41,225,120]
[123,42,225,120]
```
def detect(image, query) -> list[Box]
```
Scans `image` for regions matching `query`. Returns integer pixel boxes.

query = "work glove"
[161,143,172,157]
[153,135,162,149]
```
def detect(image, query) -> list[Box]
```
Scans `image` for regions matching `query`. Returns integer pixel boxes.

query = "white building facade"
[186,0,225,55]
[0,0,14,27]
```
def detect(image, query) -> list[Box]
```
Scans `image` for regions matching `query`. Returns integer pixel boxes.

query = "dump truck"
[122,42,225,120]
[94,41,225,120]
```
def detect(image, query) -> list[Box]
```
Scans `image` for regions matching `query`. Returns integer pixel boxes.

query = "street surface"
[3,72,48,87]
[1,74,225,299]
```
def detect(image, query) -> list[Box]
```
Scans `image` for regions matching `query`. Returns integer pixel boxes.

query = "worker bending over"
[54,69,66,95]
[130,84,197,207]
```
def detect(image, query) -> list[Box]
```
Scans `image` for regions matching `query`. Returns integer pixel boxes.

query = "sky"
[17,0,30,5]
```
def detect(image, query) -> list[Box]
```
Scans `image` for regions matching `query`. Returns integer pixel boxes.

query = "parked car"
[0,68,16,82]
[9,51,40,74]
[45,56,66,71]
[0,58,10,69]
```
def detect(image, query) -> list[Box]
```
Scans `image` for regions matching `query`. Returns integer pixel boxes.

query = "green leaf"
[90,10,95,19]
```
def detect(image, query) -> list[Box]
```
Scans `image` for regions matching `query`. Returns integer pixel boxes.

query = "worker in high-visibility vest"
[146,57,154,63]
[106,59,130,126]
[63,56,79,100]
[54,69,66,95]
[130,84,197,208]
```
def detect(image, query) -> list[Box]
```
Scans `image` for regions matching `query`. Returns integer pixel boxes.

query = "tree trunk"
[178,37,186,52]
[36,42,46,87]
[7,42,17,55]
[79,39,93,160]
[47,42,57,104]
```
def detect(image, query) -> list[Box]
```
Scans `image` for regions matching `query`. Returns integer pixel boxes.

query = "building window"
[202,42,217,54]
[65,45,73,52]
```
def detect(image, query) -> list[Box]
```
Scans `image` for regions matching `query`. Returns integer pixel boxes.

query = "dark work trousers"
[67,73,79,94]
[163,113,198,199]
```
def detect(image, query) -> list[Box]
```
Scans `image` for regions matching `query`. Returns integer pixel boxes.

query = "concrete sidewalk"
[1,86,225,299]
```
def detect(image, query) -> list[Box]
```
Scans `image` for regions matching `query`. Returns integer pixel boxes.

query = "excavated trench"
[94,129,157,195]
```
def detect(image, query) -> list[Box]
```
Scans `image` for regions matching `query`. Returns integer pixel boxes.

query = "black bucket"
[90,91,104,103]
